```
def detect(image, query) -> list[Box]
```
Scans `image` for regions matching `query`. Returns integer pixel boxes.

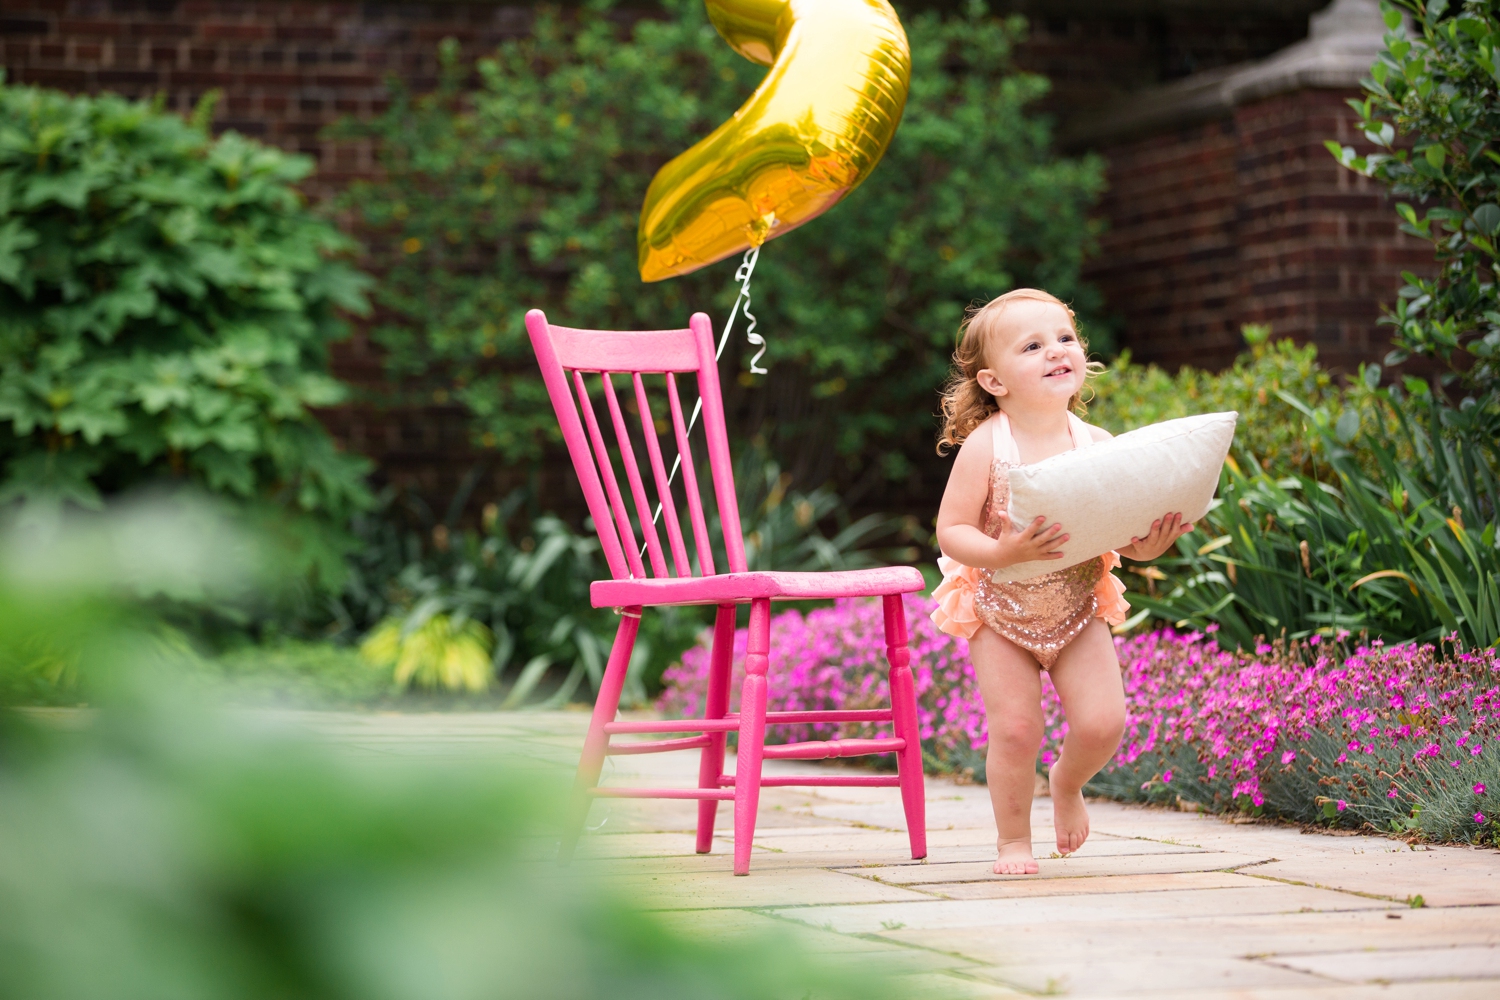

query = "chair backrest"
[526,308,747,581]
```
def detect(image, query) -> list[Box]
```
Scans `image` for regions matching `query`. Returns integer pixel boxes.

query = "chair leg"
[695,603,737,854]
[883,594,927,860]
[559,607,641,863]
[732,598,772,876]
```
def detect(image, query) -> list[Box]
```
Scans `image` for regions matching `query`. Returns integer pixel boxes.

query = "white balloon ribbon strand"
[640,247,762,558]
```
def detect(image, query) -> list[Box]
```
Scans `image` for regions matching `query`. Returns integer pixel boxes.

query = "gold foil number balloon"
[637,0,911,282]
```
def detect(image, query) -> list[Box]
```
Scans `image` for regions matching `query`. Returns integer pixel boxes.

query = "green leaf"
[1335,409,1361,444]
[0,218,39,284]
[0,449,105,511]
[1472,203,1500,236]
[22,170,94,210]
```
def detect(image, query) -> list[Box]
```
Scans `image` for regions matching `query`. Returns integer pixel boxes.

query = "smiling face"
[974,298,1087,410]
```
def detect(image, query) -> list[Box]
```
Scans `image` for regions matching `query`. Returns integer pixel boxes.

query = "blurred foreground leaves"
[0,495,889,1000]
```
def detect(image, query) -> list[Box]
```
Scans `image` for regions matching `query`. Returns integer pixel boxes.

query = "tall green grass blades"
[500,654,554,708]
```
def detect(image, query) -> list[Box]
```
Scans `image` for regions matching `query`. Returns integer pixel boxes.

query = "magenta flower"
[1476,783,1487,795]
[1336,800,1347,812]
[1476,812,1488,825]
[1388,787,1400,799]
[1162,770,1173,784]
[1281,751,1297,764]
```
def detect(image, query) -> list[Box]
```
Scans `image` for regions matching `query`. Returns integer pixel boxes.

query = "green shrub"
[212,639,390,705]
[1327,0,1500,418]
[0,80,374,588]
[361,612,495,692]
[1087,325,1341,476]
[333,0,1104,495]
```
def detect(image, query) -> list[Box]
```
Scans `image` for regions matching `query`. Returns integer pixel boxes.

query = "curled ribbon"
[722,247,765,375]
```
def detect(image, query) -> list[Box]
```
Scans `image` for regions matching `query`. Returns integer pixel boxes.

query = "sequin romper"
[931,411,1129,668]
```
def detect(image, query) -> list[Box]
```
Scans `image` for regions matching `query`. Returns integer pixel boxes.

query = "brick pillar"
[1085,119,1243,371]
[1086,86,1430,375]
[1233,90,1430,376]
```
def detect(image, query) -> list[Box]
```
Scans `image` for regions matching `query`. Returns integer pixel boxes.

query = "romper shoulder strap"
[991,411,1021,464]
[1067,412,1095,450]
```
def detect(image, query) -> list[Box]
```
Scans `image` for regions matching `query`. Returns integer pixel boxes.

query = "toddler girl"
[931,289,1190,875]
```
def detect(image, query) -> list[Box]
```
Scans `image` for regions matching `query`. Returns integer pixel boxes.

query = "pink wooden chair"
[526,308,927,875]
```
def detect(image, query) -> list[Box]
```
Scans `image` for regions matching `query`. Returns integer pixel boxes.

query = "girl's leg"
[968,626,1045,875]
[1044,617,1126,855]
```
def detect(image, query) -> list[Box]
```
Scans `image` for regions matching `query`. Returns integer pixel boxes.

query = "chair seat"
[591,566,926,608]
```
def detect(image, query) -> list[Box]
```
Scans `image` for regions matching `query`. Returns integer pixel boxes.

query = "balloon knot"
[747,212,779,248]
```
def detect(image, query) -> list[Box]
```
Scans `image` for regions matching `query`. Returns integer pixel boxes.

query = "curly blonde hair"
[936,288,1104,454]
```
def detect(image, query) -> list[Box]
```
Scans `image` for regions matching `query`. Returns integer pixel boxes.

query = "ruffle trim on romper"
[930,555,984,639]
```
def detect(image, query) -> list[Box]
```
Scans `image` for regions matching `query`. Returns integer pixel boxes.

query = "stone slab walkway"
[285,710,1500,999]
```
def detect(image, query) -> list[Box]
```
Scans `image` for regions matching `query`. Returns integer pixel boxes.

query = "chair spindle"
[573,369,646,579]
[632,374,692,578]
[666,372,716,576]
[600,372,668,578]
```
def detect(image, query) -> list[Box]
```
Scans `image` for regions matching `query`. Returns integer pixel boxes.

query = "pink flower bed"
[658,596,1500,844]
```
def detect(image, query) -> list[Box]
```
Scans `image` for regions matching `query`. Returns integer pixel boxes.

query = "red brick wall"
[1087,89,1430,375]
[1,0,541,195]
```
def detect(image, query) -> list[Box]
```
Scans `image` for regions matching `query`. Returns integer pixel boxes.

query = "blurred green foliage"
[333,0,1104,491]
[0,80,374,589]
[0,501,893,1000]
[212,639,391,705]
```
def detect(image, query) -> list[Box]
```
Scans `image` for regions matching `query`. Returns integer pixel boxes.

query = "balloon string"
[728,247,766,375]
[640,247,761,561]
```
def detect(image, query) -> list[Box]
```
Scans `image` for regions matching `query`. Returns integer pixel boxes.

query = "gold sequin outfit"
[973,449,1106,669]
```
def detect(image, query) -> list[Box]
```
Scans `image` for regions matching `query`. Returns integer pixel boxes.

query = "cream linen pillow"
[989,411,1238,584]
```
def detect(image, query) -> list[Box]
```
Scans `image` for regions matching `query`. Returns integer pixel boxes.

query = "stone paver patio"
[290,710,1500,999]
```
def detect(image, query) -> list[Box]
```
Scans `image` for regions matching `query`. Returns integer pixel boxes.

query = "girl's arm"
[935,424,1068,570]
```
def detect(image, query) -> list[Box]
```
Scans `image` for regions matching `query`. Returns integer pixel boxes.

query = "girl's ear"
[976,368,1007,397]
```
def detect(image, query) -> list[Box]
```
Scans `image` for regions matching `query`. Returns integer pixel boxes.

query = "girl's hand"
[1120,512,1193,562]
[989,512,1068,569]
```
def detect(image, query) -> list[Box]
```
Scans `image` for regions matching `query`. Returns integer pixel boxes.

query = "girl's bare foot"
[993,837,1039,875]
[1049,765,1091,855]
